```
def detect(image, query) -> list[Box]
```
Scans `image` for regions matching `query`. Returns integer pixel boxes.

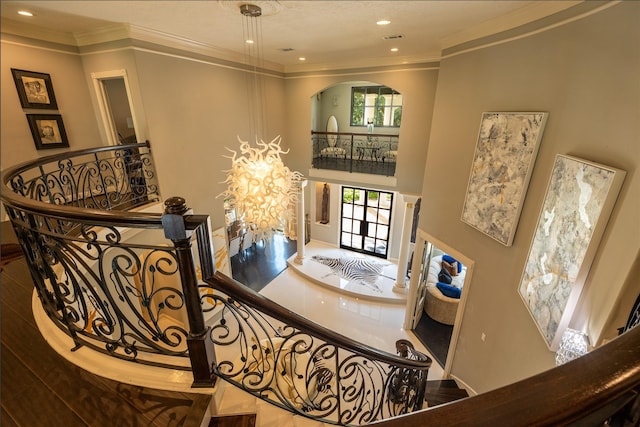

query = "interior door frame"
[91,69,139,146]
[405,229,475,377]
[404,232,433,330]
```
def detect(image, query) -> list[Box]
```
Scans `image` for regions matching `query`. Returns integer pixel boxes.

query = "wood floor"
[414,312,454,368]
[230,236,298,293]
[1,223,211,427]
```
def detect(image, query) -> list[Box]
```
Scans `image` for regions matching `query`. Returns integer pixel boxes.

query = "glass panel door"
[340,186,393,258]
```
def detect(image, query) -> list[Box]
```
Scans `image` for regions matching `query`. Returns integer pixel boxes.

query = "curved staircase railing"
[1,143,431,426]
[0,143,195,369]
[200,271,430,424]
[3,144,638,426]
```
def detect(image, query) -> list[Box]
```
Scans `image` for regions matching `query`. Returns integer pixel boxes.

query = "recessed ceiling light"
[245,39,254,44]
[390,48,399,52]
[298,57,306,61]
[18,10,34,17]
[376,20,391,26]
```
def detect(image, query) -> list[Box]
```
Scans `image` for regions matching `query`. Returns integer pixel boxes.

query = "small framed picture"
[26,114,69,150]
[11,69,59,110]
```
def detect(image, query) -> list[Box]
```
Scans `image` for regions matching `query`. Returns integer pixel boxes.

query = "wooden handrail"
[371,325,640,426]
[311,130,399,138]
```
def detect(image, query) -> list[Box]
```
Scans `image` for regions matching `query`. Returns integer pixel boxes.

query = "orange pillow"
[441,260,458,277]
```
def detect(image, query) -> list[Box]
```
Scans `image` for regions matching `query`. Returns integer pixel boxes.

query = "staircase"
[424,380,470,407]
[207,379,470,427]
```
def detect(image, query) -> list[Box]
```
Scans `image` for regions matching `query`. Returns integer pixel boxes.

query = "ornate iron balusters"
[162,196,217,387]
[201,274,432,425]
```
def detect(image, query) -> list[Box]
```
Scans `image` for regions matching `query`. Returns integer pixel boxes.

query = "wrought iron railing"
[0,144,198,368]
[311,131,399,176]
[1,143,431,425]
[4,143,637,426]
[200,271,430,425]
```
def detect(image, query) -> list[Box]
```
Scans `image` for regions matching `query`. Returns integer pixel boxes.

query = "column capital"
[400,193,420,205]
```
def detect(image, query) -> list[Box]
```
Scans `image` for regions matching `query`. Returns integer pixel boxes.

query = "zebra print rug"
[311,255,392,293]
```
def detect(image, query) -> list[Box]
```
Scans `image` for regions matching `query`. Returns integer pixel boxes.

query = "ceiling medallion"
[218,1,283,17]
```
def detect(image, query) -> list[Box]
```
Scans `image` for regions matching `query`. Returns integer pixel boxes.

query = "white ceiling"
[1,0,581,72]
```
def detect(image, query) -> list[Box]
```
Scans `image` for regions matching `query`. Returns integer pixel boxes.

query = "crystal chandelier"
[221,136,303,241]
[220,2,303,241]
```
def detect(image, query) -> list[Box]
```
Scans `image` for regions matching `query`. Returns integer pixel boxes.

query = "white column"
[294,179,308,264]
[394,194,419,292]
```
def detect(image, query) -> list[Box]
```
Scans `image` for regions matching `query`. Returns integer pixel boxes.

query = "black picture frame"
[26,114,69,150]
[11,68,59,110]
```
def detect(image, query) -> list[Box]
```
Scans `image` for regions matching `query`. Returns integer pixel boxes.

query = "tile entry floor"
[260,242,445,380]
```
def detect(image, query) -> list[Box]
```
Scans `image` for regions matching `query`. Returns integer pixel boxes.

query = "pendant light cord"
[242,7,268,142]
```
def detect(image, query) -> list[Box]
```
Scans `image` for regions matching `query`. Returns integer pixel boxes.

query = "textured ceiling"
[1,1,581,71]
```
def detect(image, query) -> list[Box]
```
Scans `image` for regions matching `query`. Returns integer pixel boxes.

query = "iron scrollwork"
[2,142,430,424]
[202,285,431,425]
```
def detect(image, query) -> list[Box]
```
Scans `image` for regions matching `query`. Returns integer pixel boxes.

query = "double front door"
[340,187,393,259]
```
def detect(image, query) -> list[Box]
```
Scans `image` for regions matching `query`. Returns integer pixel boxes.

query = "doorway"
[404,230,474,373]
[91,70,139,146]
[340,186,393,259]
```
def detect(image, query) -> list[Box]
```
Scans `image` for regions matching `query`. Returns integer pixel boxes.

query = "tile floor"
[286,240,407,304]
[260,243,445,380]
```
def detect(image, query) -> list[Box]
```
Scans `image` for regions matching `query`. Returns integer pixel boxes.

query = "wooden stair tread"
[209,413,257,427]
[425,379,470,407]
[0,243,24,269]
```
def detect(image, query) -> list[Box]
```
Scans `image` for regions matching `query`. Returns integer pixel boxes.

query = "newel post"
[162,196,216,388]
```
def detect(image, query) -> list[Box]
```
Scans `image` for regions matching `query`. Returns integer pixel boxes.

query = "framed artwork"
[518,155,626,350]
[461,112,548,246]
[26,114,69,150]
[11,69,59,110]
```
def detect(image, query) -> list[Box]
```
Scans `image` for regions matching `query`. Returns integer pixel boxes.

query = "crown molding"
[441,1,581,50]
[283,53,441,75]
[72,23,131,46]
[1,17,77,46]
[76,22,285,73]
[2,2,618,75]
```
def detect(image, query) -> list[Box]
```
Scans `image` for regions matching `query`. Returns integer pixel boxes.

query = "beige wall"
[314,82,402,136]
[420,1,639,392]
[1,1,637,397]
[284,69,438,259]
[131,50,286,228]
[283,67,439,195]
[78,48,149,147]
[1,41,102,170]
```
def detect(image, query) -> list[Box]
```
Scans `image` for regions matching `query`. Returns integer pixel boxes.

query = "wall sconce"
[555,328,589,366]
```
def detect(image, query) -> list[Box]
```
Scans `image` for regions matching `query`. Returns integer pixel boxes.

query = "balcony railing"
[2,143,638,426]
[311,131,399,177]
[1,143,431,425]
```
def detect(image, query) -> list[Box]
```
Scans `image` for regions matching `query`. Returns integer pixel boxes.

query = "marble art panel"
[462,112,548,246]
[518,155,625,349]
